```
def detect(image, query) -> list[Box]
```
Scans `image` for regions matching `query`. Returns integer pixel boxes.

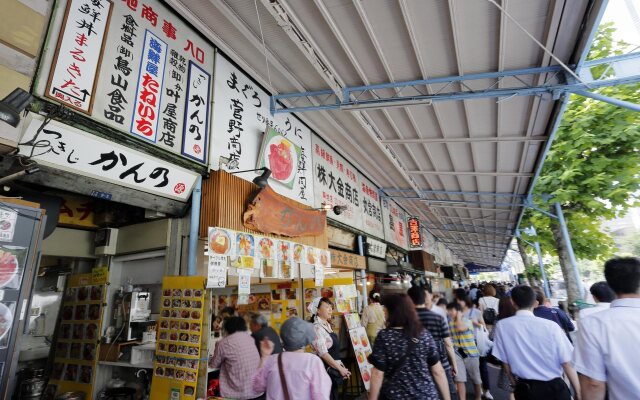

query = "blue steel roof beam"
[441,224,513,235]
[271,53,640,114]
[381,189,527,198]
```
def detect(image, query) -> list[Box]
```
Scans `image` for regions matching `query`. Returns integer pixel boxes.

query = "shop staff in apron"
[309,297,350,400]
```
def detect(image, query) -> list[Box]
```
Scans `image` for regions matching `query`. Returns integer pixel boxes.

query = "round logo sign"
[174,183,186,194]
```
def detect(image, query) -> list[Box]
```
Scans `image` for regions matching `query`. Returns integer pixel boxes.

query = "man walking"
[408,286,458,400]
[532,287,575,341]
[574,257,640,400]
[492,285,580,400]
[578,281,615,319]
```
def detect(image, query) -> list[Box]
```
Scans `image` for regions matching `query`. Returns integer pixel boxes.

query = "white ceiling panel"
[168,0,604,267]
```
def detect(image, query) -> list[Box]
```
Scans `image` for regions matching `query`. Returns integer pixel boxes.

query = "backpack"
[483,308,497,325]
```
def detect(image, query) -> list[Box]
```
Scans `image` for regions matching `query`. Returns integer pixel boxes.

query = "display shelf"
[98,360,154,369]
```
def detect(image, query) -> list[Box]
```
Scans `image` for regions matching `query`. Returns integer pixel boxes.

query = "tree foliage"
[522,23,640,262]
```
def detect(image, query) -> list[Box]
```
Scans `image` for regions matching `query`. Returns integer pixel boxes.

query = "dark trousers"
[514,377,571,400]
[479,356,490,391]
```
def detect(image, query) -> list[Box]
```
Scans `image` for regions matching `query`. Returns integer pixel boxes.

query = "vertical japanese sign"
[45,0,112,113]
[311,134,363,230]
[182,62,211,162]
[37,0,214,164]
[360,176,384,239]
[130,30,167,142]
[381,198,409,250]
[210,54,314,206]
[408,217,422,248]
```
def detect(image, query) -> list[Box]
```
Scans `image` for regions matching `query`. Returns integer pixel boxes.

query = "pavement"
[465,363,512,400]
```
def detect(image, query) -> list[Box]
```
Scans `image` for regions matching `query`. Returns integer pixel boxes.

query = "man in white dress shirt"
[574,257,640,400]
[492,285,580,400]
[578,281,615,320]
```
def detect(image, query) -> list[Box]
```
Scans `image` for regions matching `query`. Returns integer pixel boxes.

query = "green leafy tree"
[522,23,640,304]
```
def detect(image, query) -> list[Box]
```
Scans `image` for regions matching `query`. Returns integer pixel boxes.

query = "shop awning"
[169,0,608,268]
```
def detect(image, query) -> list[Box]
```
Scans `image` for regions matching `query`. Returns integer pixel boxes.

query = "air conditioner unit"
[95,228,119,256]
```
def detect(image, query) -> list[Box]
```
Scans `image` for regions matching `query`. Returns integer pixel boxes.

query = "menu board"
[347,324,373,390]
[210,54,314,206]
[47,273,107,399]
[269,282,300,332]
[151,276,206,399]
[381,198,409,250]
[36,0,214,163]
[312,135,363,230]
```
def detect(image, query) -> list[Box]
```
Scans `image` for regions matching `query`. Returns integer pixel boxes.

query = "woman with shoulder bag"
[253,317,331,400]
[368,293,451,400]
[308,297,350,400]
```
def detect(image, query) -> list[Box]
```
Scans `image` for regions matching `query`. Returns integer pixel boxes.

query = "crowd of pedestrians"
[206,256,639,400]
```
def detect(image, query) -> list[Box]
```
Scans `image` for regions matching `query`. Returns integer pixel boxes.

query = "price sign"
[207,256,227,288]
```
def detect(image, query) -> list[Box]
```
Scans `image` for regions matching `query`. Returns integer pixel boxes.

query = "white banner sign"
[0,210,18,242]
[210,55,314,206]
[38,0,214,163]
[312,135,363,230]
[365,236,387,259]
[18,115,199,201]
[381,198,409,250]
[360,175,384,239]
[45,0,112,113]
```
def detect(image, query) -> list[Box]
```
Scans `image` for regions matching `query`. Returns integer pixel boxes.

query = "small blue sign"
[90,190,112,201]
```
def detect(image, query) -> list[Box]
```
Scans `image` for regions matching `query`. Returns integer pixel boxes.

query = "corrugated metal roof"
[169,0,605,268]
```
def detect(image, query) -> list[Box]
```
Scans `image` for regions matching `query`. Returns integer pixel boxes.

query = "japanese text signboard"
[408,217,422,248]
[210,55,314,206]
[18,115,198,201]
[312,135,363,231]
[381,198,409,250]
[37,0,214,164]
[360,175,384,239]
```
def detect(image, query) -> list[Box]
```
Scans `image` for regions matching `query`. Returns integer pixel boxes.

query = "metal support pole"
[357,235,368,311]
[187,176,202,276]
[554,202,584,299]
[534,241,551,299]
[574,90,640,112]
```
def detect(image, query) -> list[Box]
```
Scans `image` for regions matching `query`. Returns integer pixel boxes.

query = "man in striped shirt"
[447,302,482,400]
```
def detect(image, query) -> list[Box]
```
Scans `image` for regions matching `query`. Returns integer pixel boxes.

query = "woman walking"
[253,317,331,399]
[368,293,450,400]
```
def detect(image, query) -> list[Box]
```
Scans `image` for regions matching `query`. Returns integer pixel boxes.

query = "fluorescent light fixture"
[341,98,433,111]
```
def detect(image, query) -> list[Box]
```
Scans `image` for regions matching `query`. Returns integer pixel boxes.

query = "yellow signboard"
[91,266,109,284]
[151,276,206,399]
[58,195,97,228]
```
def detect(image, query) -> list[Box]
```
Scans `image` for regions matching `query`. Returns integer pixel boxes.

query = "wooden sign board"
[331,249,365,271]
[243,186,326,237]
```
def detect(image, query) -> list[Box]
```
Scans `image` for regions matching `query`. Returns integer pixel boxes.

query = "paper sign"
[207,256,227,288]
[91,266,109,284]
[0,210,18,242]
[348,326,373,390]
[238,269,251,295]
[314,265,324,287]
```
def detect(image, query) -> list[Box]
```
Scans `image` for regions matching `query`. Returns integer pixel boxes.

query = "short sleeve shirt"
[369,328,440,399]
[573,298,640,400]
[415,308,451,370]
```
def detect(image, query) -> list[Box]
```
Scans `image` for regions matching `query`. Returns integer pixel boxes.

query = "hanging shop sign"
[381,198,409,250]
[312,135,363,231]
[18,115,199,202]
[37,0,214,163]
[210,54,314,206]
[360,175,384,239]
[243,186,325,237]
[330,249,366,271]
[408,217,422,248]
[365,236,386,259]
